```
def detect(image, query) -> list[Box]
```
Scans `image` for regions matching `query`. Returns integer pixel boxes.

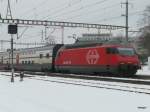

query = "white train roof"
[0,45,55,55]
[16,45,55,52]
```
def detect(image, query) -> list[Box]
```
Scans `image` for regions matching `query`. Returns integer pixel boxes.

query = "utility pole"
[6,0,12,19]
[61,26,64,44]
[45,26,47,40]
[0,41,3,51]
[8,25,17,83]
[10,34,14,82]
[122,0,129,42]
[126,0,129,42]
[6,0,14,82]
[41,30,44,43]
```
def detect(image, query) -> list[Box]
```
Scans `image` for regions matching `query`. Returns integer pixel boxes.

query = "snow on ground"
[0,72,150,112]
[137,65,150,75]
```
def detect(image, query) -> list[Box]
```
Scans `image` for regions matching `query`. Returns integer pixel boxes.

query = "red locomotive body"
[55,44,141,76]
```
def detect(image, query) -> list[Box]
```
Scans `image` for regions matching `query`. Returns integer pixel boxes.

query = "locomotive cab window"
[106,48,111,54]
[106,48,118,54]
[117,48,135,56]
[58,52,62,57]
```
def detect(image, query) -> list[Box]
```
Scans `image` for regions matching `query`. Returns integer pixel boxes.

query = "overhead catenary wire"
[90,10,145,23]
[41,0,83,20]
[20,0,82,20]
[45,0,110,20]
[17,26,29,39]
[44,0,146,28]
[63,2,121,21]
[16,0,147,23]
[21,0,112,21]
[18,0,49,17]
[14,0,143,29]
[0,0,147,48]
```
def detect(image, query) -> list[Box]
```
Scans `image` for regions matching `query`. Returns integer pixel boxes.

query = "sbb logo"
[86,49,99,64]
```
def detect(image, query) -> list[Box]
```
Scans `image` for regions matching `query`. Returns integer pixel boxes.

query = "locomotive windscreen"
[117,48,135,56]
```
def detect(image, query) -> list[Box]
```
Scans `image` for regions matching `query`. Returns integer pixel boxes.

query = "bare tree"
[139,6,150,56]
[142,6,150,26]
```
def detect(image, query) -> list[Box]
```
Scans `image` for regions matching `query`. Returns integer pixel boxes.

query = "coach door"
[16,54,19,64]
[1,56,3,64]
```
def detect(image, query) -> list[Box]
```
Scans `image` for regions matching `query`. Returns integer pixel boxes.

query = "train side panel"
[55,46,115,74]
[0,46,54,72]
[55,45,141,75]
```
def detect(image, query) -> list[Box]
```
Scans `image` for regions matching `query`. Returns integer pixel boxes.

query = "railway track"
[1,71,150,95]
[47,73,150,85]
[25,71,150,85]
[1,70,150,85]
[27,75,150,96]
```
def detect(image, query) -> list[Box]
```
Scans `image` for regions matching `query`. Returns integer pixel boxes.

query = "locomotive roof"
[64,43,103,49]
[15,45,54,53]
[0,45,55,55]
[64,41,132,50]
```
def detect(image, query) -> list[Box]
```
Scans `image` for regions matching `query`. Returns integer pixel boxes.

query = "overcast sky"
[0,0,150,49]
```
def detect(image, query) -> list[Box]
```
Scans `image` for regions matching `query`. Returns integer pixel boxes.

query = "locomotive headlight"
[127,62,132,64]
[120,62,125,64]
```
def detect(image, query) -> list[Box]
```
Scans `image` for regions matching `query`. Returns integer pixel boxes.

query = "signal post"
[8,24,17,82]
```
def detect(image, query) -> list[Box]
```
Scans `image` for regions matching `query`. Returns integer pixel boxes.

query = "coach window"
[40,54,43,59]
[46,53,49,58]
[22,61,24,64]
[28,61,31,64]
[32,61,34,64]
[25,61,27,64]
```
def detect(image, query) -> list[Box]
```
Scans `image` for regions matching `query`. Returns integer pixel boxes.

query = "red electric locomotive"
[54,43,141,76]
